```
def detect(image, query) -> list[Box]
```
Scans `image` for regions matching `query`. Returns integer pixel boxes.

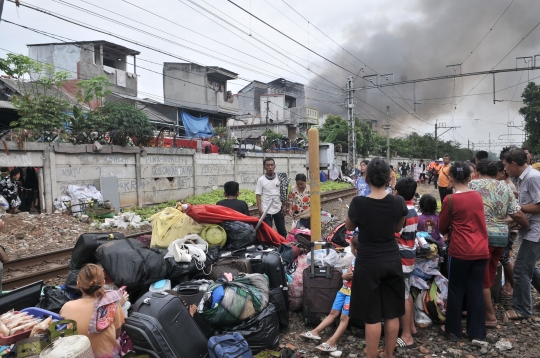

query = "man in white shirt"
[256,158,287,238]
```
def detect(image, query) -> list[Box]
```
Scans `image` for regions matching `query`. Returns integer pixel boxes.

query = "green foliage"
[262,129,288,151]
[76,75,111,107]
[520,82,540,154]
[1,54,72,141]
[80,102,155,146]
[186,189,257,206]
[319,115,379,156]
[210,126,235,154]
[127,200,178,220]
[320,181,352,191]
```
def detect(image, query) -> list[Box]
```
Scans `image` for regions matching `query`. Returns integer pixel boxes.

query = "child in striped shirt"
[394,177,419,349]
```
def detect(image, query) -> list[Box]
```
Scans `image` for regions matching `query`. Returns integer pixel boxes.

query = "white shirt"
[255,175,282,215]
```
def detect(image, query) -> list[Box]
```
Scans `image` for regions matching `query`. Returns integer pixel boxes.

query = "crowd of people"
[255,147,539,357]
[3,147,538,358]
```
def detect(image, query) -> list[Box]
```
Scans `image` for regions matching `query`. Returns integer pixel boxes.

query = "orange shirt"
[438,164,451,187]
[433,163,442,174]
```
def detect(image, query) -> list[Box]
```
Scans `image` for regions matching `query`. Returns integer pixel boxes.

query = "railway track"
[2,186,356,290]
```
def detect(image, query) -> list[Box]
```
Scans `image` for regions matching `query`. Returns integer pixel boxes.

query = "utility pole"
[345,76,356,172]
[265,99,270,134]
[0,0,5,23]
[435,119,460,159]
[382,106,391,163]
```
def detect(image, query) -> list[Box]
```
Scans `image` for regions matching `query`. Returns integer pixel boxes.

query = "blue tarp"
[181,112,214,138]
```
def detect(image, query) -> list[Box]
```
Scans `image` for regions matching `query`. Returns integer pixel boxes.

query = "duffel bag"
[208,332,252,358]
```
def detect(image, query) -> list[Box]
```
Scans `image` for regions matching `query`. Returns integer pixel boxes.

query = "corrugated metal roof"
[0,101,16,110]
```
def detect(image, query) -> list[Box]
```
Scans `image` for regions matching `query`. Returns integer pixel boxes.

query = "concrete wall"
[163,63,214,112]
[0,142,310,213]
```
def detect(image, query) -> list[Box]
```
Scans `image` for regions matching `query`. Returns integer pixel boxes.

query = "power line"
[179,0,343,91]
[461,0,515,65]
[1,13,344,107]
[225,0,356,78]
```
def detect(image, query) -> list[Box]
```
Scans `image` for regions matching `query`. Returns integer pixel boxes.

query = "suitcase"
[174,280,214,338]
[206,256,252,281]
[125,291,208,358]
[302,242,342,326]
[240,249,289,310]
[71,232,125,269]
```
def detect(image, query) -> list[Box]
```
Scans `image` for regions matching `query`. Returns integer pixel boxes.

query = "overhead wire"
[1,12,344,107]
[460,0,515,65]
[179,0,343,91]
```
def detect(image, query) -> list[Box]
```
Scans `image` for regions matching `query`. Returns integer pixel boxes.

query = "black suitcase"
[174,280,214,338]
[302,241,342,325]
[71,232,125,268]
[126,291,208,358]
[239,249,289,309]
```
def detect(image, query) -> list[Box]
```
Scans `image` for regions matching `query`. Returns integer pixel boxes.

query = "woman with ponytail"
[438,162,489,342]
[60,264,126,358]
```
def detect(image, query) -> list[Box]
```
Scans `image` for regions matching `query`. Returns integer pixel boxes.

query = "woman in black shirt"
[345,158,408,358]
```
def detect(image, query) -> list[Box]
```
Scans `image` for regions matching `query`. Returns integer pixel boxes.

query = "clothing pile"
[410,232,448,327]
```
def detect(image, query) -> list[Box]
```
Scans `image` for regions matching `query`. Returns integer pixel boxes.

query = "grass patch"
[126,181,353,220]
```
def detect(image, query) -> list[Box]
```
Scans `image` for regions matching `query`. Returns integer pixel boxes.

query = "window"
[103,58,114,68]
[93,45,100,65]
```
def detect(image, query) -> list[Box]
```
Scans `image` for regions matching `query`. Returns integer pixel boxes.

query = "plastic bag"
[0,195,9,214]
[221,221,256,251]
[150,207,206,249]
[306,249,340,267]
[214,303,280,355]
[414,306,432,328]
[36,286,73,313]
[335,252,355,270]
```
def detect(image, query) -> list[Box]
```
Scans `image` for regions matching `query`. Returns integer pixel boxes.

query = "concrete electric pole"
[382,106,391,163]
[345,76,356,173]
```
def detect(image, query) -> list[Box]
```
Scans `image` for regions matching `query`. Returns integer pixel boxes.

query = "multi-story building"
[27,40,140,101]
[163,63,239,129]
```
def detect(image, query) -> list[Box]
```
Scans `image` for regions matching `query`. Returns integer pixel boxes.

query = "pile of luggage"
[0,203,359,357]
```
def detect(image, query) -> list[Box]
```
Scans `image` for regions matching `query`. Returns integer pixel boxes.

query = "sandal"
[396,337,417,349]
[316,342,337,352]
[299,331,321,341]
[439,325,459,342]
[505,310,528,320]
[485,320,499,329]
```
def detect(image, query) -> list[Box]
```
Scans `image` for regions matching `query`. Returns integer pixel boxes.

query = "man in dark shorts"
[216,181,249,215]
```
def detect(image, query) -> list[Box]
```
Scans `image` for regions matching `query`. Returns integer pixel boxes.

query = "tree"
[318,115,381,155]
[95,102,155,146]
[520,82,540,153]
[0,54,71,141]
[210,126,234,154]
[76,75,111,108]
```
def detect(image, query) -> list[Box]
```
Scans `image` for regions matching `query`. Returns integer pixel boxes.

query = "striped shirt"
[397,201,418,277]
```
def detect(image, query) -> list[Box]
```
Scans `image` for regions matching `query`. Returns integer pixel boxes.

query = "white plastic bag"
[306,249,340,267]
[334,252,355,270]
[291,219,298,230]
[0,195,9,214]
[414,306,432,327]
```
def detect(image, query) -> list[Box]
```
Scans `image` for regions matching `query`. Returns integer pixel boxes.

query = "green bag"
[48,319,78,342]
[15,337,48,358]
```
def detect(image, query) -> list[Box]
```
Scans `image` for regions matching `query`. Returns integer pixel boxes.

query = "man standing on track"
[256,157,287,238]
[438,155,453,202]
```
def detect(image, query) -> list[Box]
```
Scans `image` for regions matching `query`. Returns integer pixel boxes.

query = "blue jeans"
[512,239,540,317]
[446,256,487,340]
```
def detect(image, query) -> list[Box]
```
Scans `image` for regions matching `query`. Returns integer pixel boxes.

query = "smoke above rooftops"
[308,0,540,137]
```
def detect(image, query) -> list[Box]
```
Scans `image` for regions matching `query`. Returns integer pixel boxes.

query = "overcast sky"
[1,0,540,153]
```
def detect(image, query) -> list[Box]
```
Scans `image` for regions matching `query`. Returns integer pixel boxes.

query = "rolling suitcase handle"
[309,241,332,279]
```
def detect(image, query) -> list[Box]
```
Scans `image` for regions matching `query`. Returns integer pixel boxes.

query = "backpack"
[208,332,252,358]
